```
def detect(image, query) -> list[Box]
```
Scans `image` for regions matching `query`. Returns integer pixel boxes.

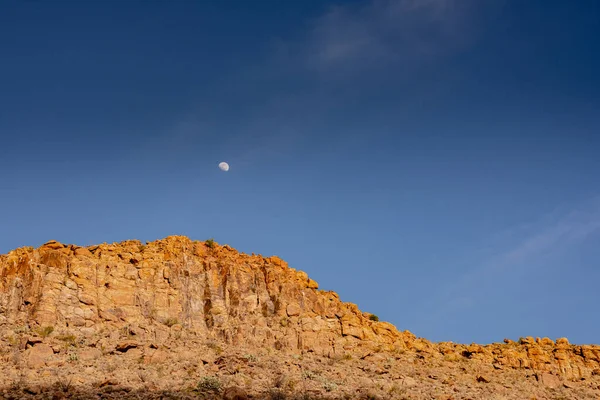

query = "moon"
[218,162,229,172]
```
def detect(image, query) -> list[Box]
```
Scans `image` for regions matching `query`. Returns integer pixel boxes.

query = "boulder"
[27,344,54,368]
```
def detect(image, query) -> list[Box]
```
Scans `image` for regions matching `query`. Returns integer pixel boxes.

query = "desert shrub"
[273,373,287,389]
[205,238,216,249]
[37,326,54,338]
[57,334,77,345]
[302,370,317,380]
[322,381,337,392]
[293,393,318,400]
[244,353,258,363]
[53,374,73,393]
[57,334,78,351]
[388,384,406,396]
[269,388,287,400]
[368,314,379,322]
[14,325,29,334]
[7,335,19,346]
[67,351,78,362]
[197,376,222,393]
[286,378,298,391]
[163,317,179,327]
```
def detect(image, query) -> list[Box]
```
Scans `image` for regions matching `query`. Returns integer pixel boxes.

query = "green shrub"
[68,351,79,362]
[369,314,379,322]
[302,370,317,380]
[37,326,54,338]
[205,238,216,249]
[197,376,222,393]
[57,334,77,346]
[322,381,337,392]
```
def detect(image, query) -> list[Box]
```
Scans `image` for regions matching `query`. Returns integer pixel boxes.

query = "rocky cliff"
[0,236,599,399]
[0,236,405,355]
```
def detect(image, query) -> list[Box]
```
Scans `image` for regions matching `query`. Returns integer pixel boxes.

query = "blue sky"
[1,0,599,344]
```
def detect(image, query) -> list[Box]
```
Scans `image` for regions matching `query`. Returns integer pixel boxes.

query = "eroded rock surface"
[0,236,599,399]
[0,236,407,356]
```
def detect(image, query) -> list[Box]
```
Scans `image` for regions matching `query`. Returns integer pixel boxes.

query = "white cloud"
[413,195,600,330]
[499,196,600,266]
[439,195,600,305]
[303,0,489,72]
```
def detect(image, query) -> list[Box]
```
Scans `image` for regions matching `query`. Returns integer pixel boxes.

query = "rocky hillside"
[0,236,599,399]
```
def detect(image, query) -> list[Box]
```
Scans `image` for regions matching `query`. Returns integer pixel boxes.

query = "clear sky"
[1,0,599,345]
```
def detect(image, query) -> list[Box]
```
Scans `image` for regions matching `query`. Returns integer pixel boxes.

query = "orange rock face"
[1,235,599,395]
[0,236,409,359]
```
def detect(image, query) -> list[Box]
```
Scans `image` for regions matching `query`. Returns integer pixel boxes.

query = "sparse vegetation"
[57,334,77,346]
[273,373,287,389]
[2,237,599,400]
[294,394,316,400]
[286,379,297,391]
[14,325,29,334]
[52,370,73,393]
[205,238,216,249]
[67,351,79,362]
[37,325,54,338]
[269,388,287,400]
[6,335,20,346]
[196,376,222,393]
[163,317,179,327]
[388,384,406,397]
[302,370,317,380]
[322,381,337,392]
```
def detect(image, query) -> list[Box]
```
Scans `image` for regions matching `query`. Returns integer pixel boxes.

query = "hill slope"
[0,236,599,399]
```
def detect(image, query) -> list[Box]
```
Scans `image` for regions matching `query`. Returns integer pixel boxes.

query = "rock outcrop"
[0,236,406,357]
[0,236,599,399]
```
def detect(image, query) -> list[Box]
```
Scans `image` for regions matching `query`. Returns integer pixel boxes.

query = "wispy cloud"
[503,200,600,265]
[492,196,600,268]
[300,0,492,72]
[433,195,600,312]
[143,0,498,169]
